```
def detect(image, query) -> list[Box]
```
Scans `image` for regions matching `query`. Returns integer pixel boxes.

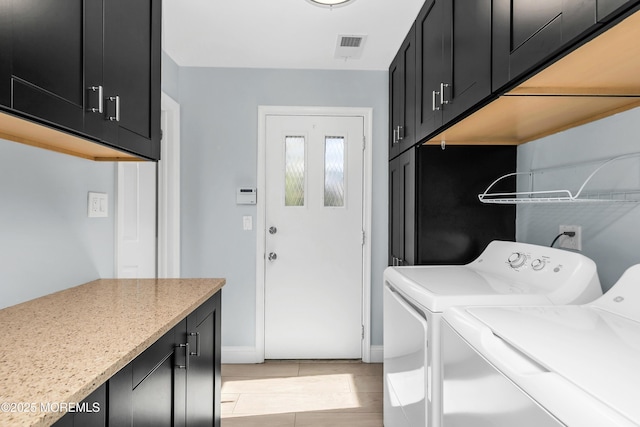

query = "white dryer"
[441,263,640,427]
[383,240,602,427]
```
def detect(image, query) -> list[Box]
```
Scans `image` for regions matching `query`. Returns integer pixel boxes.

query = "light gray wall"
[0,139,115,309]
[162,51,180,101]
[517,106,640,292]
[178,67,388,347]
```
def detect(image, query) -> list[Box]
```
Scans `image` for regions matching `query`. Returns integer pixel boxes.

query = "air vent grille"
[335,34,367,59]
[340,36,362,48]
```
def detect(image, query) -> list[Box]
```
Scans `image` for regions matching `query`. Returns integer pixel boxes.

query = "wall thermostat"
[236,188,257,205]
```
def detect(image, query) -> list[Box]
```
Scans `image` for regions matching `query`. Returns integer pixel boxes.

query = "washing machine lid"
[466,305,640,424]
[384,266,553,313]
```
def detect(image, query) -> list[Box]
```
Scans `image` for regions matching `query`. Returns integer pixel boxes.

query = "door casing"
[256,106,374,362]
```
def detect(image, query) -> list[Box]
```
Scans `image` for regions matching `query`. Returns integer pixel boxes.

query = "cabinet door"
[389,24,416,159]
[5,0,102,134]
[109,323,184,427]
[441,0,492,124]
[493,0,597,90]
[186,293,222,427]
[389,148,415,266]
[598,0,640,21]
[415,0,444,142]
[53,384,106,427]
[0,0,11,107]
[103,0,161,160]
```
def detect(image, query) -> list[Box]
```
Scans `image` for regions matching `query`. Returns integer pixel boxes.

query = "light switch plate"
[88,192,108,218]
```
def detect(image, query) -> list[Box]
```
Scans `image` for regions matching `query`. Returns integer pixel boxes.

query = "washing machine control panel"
[507,252,551,271]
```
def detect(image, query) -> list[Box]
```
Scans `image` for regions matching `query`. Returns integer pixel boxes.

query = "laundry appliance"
[383,240,602,427]
[441,263,640,427]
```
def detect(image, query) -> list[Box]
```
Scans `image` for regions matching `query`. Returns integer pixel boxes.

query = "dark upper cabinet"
[389,145,517,268]
[416,0,492,142]
[415,0,444,142]
[102,0,161,160]
[3,0,102,135]
[0,0,161,161]
[389,23,416,160]
[492,0,598,91]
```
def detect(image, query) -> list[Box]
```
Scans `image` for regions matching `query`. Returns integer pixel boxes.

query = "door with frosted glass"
[264,114,364,359]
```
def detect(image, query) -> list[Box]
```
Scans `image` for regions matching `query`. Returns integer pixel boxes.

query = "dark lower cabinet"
[53,292,221,427]
[53,384,106,427]
[598,0,640,21]
[389,145,516,267]
[492,0,598,91]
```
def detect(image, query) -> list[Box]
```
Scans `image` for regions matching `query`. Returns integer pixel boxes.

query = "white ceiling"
[162,0,424,70]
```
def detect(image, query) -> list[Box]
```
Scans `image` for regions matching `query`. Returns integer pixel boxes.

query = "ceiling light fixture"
[305,0,357,9]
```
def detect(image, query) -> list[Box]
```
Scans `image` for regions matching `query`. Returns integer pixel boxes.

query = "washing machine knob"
[531,258,546,271]
[508,252,527,268]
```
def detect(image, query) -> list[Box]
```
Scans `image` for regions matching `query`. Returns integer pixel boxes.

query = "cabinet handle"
[108,96,120,122]
[392,128,398,145]
[175,342,190,369]
[87,86,103,113]
[188,332,201,357]
[440,83,450,105]
[397,126,404,141]
[432,90,441,111]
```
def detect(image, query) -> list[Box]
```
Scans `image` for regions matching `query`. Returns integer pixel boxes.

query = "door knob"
[269,226,277,235]
[268,252,278,261]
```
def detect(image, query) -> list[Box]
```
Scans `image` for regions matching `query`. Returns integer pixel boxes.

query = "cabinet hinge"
[361,230,365,246]
[160,129,164,140]
[362,135,366,151]
[361,325,365,340]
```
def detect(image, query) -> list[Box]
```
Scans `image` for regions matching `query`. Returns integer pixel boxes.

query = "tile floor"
[221,360,383,427]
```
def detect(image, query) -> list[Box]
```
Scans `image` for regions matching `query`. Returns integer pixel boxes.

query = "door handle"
[107,95,120,122]
[269,226,278,235]
[440,82,450,105]
[268,252,277,261]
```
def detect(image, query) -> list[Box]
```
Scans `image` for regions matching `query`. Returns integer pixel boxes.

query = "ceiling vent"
[335,35,367,59]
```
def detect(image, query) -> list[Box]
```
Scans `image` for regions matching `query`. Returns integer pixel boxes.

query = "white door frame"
[256,106,374,362]
[114,92,181,279]
[158,92,181,278]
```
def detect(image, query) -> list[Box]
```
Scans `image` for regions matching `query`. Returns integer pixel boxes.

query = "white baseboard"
[369,345,383,363]
[222,346,264,364]
[222,345,384,364]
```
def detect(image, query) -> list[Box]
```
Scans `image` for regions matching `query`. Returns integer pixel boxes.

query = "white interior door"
[264,114,364,359]
[116,162,156,278]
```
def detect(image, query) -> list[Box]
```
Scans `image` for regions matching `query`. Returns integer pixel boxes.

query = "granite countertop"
[0,278,225,427]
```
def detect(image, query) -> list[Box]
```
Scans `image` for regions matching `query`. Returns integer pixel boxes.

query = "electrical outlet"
[559,225,582,251]
[88,192,108,218]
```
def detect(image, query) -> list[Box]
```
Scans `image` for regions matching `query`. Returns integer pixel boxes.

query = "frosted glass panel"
[285,136,305,206]
[324,136,345,207]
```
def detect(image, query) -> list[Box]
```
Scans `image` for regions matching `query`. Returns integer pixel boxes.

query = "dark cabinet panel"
[103,0,161,160]
[416,0,492,142]
[7,0,85,133]
[598,0,640,21]
[441,0,492,123]
[0,0,10,107]
[54,384,106,427]
[415,0,443,141]
[389,145,516,267]
[389,24,416,160]
[186,293,222,427]
[389,148,416,266]
[493,0,598,91]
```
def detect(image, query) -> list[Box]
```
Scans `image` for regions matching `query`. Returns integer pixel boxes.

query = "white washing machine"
[383,240,602,427]
[441,264,640,427]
